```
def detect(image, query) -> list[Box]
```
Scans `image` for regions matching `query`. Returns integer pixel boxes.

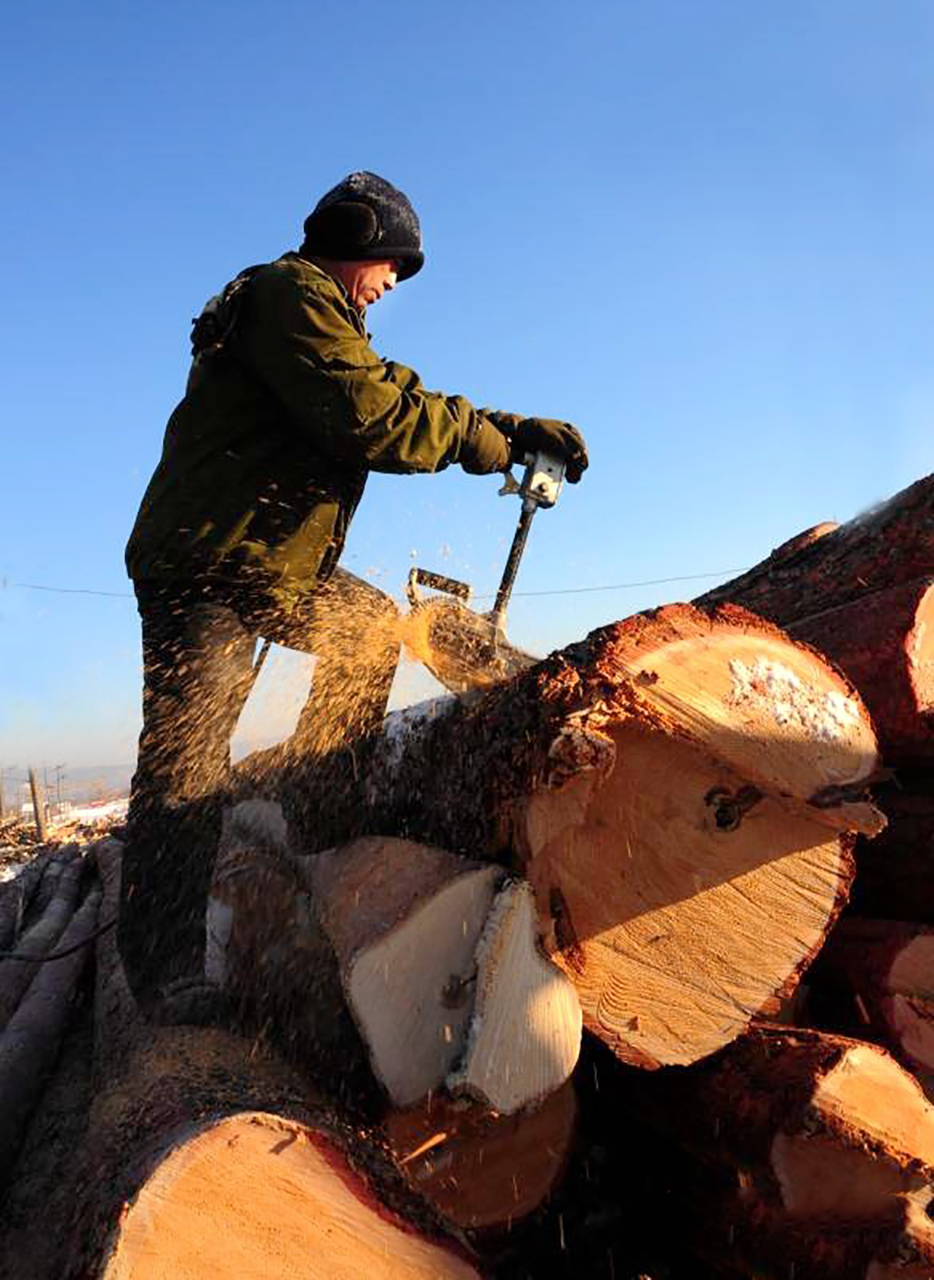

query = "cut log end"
[522,720,855,1067]
[385,1083,576,1232]
[100,1110,480,1280]
[345,861,503,1107]
[447,880,581,1113]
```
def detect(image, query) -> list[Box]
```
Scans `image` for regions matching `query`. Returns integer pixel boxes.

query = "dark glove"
[486,413,589,483]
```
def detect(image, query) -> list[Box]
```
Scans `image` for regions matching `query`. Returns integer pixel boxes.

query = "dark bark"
[0,886,101,1178]
[694,470,934,625]
[788,577,934,766]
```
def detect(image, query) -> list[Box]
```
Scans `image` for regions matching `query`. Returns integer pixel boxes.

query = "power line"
[474,568,748,601]
[8,582,132,599]
[5,567,746,605]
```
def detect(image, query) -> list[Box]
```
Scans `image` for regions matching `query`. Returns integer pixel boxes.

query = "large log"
[0,885,101,1179]
[210,823,581,1115]
[66,1027,480,1280]
[308,837,581,1113]
[807,917,934,1076]
[694,471,934,625]
[0,846,58,950]
[384,1082,577,1234]
[241,603,881,1070]
[0,851,86,1029]
[850,786,934,922]
[787,578,934,766]
[611,1025,934,1279]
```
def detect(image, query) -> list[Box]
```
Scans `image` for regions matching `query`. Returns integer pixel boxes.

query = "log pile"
[4,471,934,1278]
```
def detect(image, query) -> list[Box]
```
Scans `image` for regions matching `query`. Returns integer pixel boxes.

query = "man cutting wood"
[120,170,589,1024]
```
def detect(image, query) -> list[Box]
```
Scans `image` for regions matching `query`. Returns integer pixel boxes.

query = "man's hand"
[486,413,589,483]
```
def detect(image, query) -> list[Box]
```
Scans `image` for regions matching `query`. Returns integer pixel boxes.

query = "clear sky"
[2,0,933,775]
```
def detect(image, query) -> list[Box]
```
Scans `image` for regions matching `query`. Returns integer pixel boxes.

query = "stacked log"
[0,843,98,1183]
[242,601,881,1077]
[7,470,934,1277]
[68,1027,481,1280]
[602,1026,934,1280]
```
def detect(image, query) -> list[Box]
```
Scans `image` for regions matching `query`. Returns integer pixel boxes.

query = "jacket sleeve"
[237,267,509,476]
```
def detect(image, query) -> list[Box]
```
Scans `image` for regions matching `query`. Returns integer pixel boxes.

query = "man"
[121,171,588,1023]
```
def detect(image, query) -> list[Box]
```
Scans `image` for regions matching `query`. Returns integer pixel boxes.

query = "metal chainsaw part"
[407,451,565,694]
[410,596,537,694]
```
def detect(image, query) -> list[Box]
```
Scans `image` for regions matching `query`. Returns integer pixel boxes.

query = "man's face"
[331,259,399,310]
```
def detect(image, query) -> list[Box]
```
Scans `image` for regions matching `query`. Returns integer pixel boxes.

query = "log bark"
[91,836,139,1087]
[0,846,58,951]
[694,470,934,625]
[788,577,934,766]
[615,1025,934,1279]
[0,851,85,1028]
[242,603,881,1069]
[384,1081,577,1233]
[66,1027,480,1280]
[0,885,100,1179]
[808,917,934,1075]
[206,814,381,1114]
[850,786,934,922]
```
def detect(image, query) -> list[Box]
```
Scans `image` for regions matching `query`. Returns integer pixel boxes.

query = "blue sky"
[2,0,933,774]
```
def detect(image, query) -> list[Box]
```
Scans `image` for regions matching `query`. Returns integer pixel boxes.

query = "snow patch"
[728,657,860,742]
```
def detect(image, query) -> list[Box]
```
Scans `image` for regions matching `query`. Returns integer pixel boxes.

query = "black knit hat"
[301,171,424,281]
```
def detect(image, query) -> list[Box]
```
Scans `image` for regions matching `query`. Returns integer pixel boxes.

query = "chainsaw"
[406,451,565,694]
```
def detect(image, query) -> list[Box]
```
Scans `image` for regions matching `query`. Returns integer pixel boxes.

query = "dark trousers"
[119,570,400,1011]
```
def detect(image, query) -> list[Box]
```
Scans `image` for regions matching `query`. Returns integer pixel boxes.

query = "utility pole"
[28,767,49,842]
[54,762,66,821]
[0,766,18,823]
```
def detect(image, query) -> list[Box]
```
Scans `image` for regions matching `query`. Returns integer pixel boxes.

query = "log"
[22,843,81,929]
[0,852,85,1028]
[66,1027,480,1280]
[694,470,934,625]
[808,917,934,1075]
[614,1026,934,1279]
[0,846,58,951]
[90,836,138,1087]
[310,840,580,1113]
[384,1081,577,1233]
[444,878,581,1112]
[788,577,934,766]
[212,827,581,1114]
[207,812,381,1114]
[248,603,881,1069]
[0,885,101,1179]
[850,786,934,922]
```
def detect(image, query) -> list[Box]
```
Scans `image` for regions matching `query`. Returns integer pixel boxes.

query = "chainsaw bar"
[411,596,537,694]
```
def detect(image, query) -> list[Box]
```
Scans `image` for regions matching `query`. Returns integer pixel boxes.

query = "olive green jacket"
[126,254,510,610]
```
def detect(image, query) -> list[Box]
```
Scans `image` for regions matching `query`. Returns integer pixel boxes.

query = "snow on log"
[67,1027,479,1280]
[248,604,882,1069]
[694,470,934,625]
